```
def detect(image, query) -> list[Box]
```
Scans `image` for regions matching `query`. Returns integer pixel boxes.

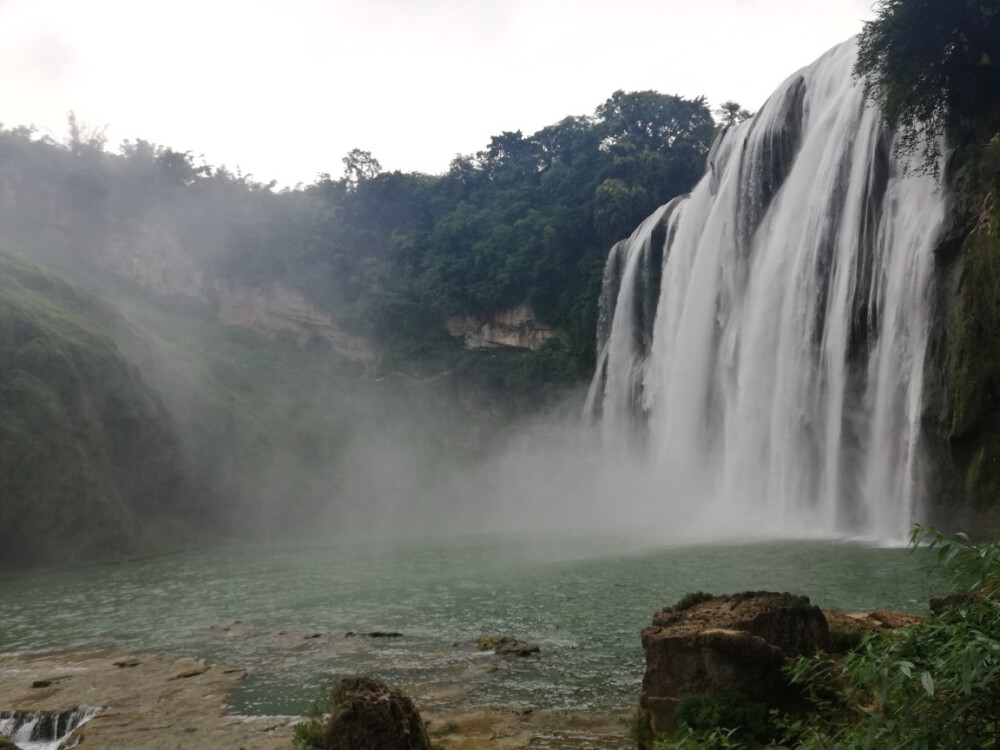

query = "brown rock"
[324,676,430,750]
[822,608,923,652]
[639,592,829,740]
[474,635,540,656]
[863,610,924,629]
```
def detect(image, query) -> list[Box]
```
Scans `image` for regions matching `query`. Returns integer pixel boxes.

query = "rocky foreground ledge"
[0,650,629,749]
[0,597,922,749]
[0,650,292,749]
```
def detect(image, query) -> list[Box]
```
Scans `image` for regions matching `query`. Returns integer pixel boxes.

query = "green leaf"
[921,671,935,697]
[877,668,889,702]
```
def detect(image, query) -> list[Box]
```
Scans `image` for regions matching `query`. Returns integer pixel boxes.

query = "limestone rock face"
[97,226,205,299]
[445,303,561,350]
[639,592,829,739]
[213,280,376,363]
[324,676,430,750]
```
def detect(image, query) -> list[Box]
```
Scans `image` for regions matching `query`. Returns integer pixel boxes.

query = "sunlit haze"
[0,0,875,187]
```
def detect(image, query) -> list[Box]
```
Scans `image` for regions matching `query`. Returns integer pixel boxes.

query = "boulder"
[639,592,829,740]
[324,676,430,750]
[474,635,540,656]
[929,592,978,613]
[822,608,924,651]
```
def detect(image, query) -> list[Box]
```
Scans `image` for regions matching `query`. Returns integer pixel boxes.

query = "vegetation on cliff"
[0,250,183,566]
[0,90,717,383]
[0,91,727,567]
[0,90,730,566]
[0,250,516,568]
[855,0,1000,170]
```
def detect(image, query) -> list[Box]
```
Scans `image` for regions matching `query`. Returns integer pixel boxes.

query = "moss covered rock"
[639,592,829,743]
[323,676,430,750]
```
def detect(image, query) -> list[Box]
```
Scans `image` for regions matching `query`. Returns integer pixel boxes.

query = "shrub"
[785,526,1000,748]
[675,693,774,745]
[672,591,714,611]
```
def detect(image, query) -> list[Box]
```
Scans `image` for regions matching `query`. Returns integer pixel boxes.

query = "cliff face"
[445,304,562,351]
[924,180,1000,535]
[213,279,376,363]
[97,224,205,299]
[92,228,379,364]
[0,251,184,567]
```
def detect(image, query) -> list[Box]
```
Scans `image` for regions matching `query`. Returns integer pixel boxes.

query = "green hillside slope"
[0,250,183,567]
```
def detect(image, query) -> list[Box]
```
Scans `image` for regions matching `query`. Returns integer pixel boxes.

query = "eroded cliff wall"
[924,176,1000,535]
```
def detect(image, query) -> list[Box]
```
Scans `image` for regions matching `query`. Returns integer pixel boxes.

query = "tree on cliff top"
[714,101,753,128]
[854,0,1000,169]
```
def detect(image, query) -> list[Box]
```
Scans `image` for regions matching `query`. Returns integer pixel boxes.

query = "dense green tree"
[341,147,382,190]
[855,0,1000,167]
[0,89,714,386]
[65,111,108,154]
[595,90,715,153]
[714,101,753,128]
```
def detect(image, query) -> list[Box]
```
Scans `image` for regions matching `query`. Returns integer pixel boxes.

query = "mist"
[3,116,709,563]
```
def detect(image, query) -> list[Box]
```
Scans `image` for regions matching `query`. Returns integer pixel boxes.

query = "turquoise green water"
[0,534,940,716]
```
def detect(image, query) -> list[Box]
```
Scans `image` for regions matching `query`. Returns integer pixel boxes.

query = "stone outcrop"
[323,676,430,750]
[445,303,562,350]
[213,279,376,363]
[639,592,829,740]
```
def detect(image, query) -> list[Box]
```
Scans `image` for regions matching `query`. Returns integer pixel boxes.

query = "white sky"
[0,0,876,187]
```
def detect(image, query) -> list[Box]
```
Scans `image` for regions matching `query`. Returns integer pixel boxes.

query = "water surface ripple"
[0,534,938,715]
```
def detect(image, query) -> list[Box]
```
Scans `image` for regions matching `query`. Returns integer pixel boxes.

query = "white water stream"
[588,40,946,542]
[0,707,99,750]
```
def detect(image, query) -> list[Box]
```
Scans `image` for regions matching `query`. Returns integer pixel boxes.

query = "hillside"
[0,250,182,566]
[0,92,724,567]
[0,92,717,381]
[0,245,536,568]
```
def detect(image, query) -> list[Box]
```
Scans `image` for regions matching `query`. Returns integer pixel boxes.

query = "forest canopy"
[0,91,722,381]
[854,0,1000,167]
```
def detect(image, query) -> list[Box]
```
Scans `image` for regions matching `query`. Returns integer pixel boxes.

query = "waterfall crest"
[587,40,946,542]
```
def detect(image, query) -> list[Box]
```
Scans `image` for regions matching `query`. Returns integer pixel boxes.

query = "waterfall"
[587,39,946,542]
[0,707,100,750]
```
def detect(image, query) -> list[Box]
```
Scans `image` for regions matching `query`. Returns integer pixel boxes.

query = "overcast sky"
[0,0,876,187]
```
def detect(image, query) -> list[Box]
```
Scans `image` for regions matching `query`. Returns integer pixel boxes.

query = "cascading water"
[588,39,946,542]
[0,707,100,750]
